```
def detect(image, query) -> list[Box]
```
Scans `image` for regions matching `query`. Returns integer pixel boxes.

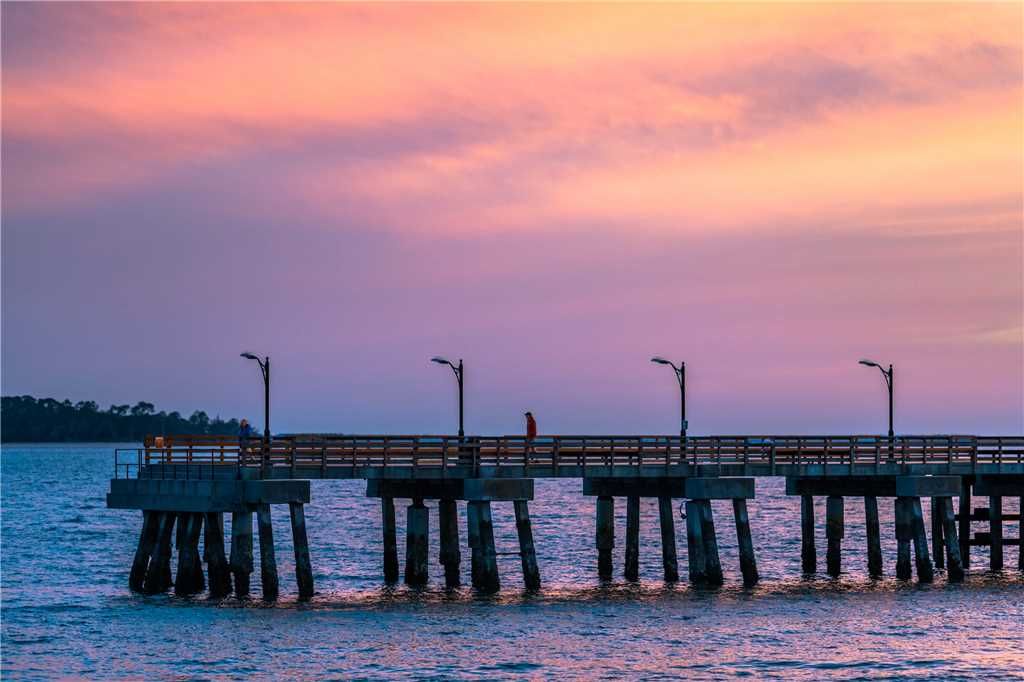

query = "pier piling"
[129,511,158,592]
[174,513,204,596]
[937,497,964,582]
[658,496,679,582]
[895,497,913,580]
[438,499,461,588]
[958,481,971,568]
[467,501,483,587]
[685,500,707,584]
[825,496,844,578]
[624,496,640,581]
[230,510,254,598]
[909,497,934,583]
[732,498,759,586]
[256,504,279,601]
[596,496,615,580]
[800,495,816,573]
[865,496,883,577]
[931,497,945,569]
[205,512,233,598]
[473,501,500,592]
[514,500,541,590]
[989,495,1003,571]
[404,500,429,587]
[143,511,175,594]
[289,502,315,600]
[381,497,399,584]
[700,501,724,586]
[1020,496,1023,571]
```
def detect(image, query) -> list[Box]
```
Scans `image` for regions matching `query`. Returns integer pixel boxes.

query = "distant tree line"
[1,395,241,443]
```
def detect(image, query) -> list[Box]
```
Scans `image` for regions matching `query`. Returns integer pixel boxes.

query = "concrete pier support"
[624,496,640,582]
[438,499,461,588]
[658,496,679,582]
[175,513,204,596]
[143,511,175,594]
[825,496,844,578]
[205,512,233,598]
[909,497,934,583]
[895,497,913,581]
[381,497,399,584]
[937,497,964,582]
[289,502,315,600]
[230,510,254,598]
[931,497,945,569]
[256,504,279,601]
[700,501,724,586]
[800,495,816,573]
[404,500,429,586]
[467,502,483,588]
[514,500,541,590]
[596,496,615,580]
[989,496,1003,571]
[685,500,707,584]
[129,511,159,592]
[470,501,499,592]
[958,481,971,568]
[865,496,883,578]
[732,499,759,586]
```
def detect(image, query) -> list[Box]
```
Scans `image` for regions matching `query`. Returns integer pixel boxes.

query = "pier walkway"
[107,434,1024,601]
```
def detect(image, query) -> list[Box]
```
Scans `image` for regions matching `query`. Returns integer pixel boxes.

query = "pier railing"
[113,434,1024,479]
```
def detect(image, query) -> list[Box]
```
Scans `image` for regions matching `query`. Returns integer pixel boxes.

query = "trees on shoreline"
[1,395,240,442]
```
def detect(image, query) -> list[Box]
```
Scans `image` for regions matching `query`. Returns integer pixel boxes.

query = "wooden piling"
[958,480,971,568]
[438,499,461,588]
[930,497,945,569]
[937,497,964,582]
[800,495,816,573]
[175,513,204,596]
[732,498,759,586]
[825,495,843,578]
[474,501,500,592]
[289,502,315,600]
[596,496,615,580]
[129,511,159,592]
[864,496,883,578]
[700,501,724,586]
[624,495,640,582]
[466,501,483,588]
[256,504,279,601]
[989,495,1003,571]
[404,500,429,586]
[895,497,913,581]
[230,510,254,598]
[514,500,541,590]
[658,496,679,582]
[685,500,707,584]
[381,497,399,584]
[143,511,175,594]
[205,512,233,598]
[909,497,934,583]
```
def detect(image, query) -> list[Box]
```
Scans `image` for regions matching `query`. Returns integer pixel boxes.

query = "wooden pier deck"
[107,433,1024,601]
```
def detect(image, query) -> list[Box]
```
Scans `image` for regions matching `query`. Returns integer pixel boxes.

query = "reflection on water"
[2,445,1022,679]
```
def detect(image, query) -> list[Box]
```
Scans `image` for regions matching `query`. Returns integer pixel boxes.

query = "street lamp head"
[858,359,879,368]
[240,352,259,360]
[651,357,671,365]
[431,356,450,365]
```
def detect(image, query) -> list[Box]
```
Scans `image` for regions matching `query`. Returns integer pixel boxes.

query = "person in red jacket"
[524,411,537,440]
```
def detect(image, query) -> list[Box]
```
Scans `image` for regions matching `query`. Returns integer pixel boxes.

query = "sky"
[2,3,1021,436]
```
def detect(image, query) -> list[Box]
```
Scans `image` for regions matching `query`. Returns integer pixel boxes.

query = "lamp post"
[651,357,686,439]
[431,357,464,439]
[858,359,894,440]
[240,352,271,445]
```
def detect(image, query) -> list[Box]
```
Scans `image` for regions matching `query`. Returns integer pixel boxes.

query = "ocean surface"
[2,444,1022,680]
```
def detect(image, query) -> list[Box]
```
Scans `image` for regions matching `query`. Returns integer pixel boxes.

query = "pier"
[108,434,1024,600]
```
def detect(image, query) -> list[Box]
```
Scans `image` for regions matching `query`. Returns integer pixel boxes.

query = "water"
[2,444,1022,680]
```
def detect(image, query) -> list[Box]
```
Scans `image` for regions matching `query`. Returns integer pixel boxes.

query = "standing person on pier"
[239,418,252,462]
[524,411,537,462]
